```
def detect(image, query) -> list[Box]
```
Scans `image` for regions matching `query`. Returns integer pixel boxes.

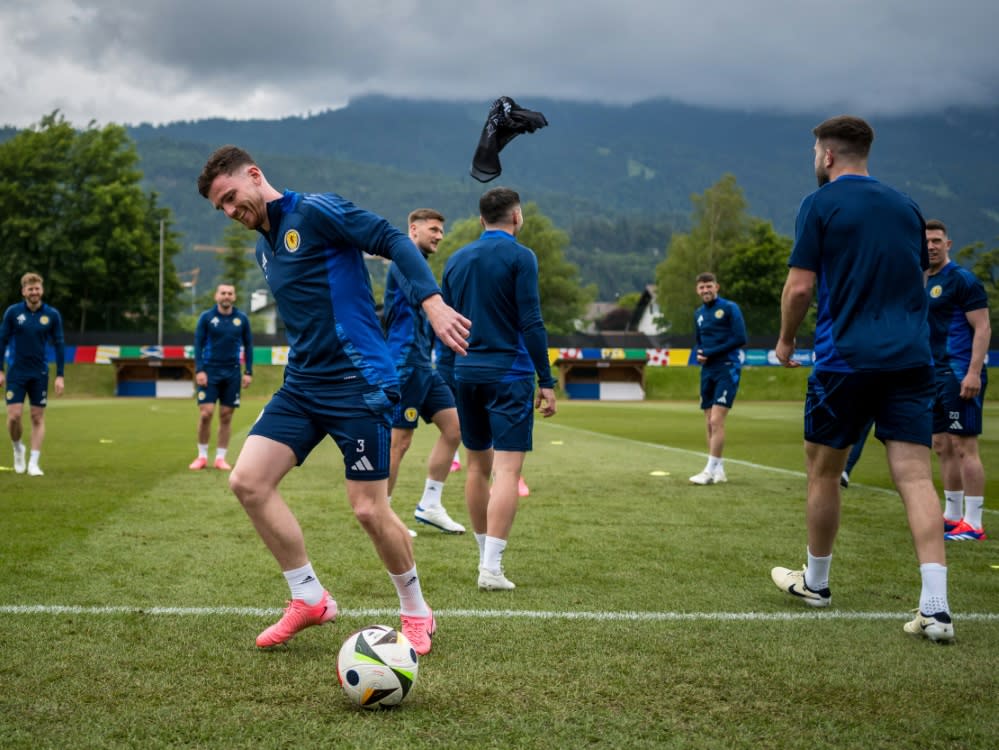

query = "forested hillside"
[15,97,999,300]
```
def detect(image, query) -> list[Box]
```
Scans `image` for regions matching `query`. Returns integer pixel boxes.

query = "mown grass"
[0,393,996,749]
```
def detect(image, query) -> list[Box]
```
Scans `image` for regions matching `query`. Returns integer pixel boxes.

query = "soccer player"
[190,283,253,471]
[0,272,65,477]
[689,272,746,485]
[383,209,465,534]
[197,146,469,654]
[771,115,954,642]
[925,219,990,541]
[441,187,557,591]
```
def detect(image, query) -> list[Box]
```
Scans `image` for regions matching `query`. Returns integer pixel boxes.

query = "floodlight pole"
[157,219,164,348]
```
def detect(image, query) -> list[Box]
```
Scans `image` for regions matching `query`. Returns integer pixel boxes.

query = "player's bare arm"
[960,307,991,399]
[776,267,815,367]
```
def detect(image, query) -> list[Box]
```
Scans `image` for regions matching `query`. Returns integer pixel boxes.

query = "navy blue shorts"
[699,363,741,410]
[391,369,456,429]
[197,369,242,408]
[804,366,934,449]
[933,367,987,436]
[455,378,535,452]
[249,384,395,479]
[4,372,48,407]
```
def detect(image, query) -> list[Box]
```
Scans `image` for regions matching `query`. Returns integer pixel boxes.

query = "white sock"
[29,450,40,467]
[419,479,444,509]
[215,447,228,461]
[12,440,24,455]
[453,450,460,463]
[963,496,984,529]
[197,443,209,459]
[805,548,832,591]
[389,566,430,616]
[283,563,324,604]
[474,533,487,566]
[943,490,964,521]
[707,456,722,473]
[482,536,508,573]
[919,562,949,615]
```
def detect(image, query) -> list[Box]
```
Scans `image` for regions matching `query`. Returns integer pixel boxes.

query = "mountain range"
[85,97,999,298]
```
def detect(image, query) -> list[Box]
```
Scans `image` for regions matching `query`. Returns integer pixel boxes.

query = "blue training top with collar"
[441,228,555,388]
[194,306,254,376]
[256,190,441,394]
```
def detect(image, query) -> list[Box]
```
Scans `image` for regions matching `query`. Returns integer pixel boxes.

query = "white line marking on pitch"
[1,605,997,622]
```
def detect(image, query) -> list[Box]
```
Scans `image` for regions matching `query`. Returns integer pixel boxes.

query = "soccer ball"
[337,625,419,709]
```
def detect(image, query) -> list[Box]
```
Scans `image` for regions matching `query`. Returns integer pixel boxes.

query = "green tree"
[218,222,257,298]
[717,219,794,337]
[0,112,183,332]
[432,203,595,335]
[654,174,749,334]
[957,239,999,330]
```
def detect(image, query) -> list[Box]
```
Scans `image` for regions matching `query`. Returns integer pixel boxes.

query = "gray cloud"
[1,0,996,127]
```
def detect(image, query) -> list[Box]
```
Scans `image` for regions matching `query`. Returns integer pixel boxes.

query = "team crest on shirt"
[40,315,50,325]
[284,229,301,253]
[405,407,418,422]
[234,318,242,327]
[714,309,725,319]
[929,284,943,298]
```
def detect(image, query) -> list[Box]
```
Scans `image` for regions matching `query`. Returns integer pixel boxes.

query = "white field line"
[542,421,999,515]
[1,605,997,622]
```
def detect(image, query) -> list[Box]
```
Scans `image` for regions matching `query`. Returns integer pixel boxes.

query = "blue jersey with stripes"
[256,190,441,394]
[441,229,555,388]
[194,306,253,376]
[0,301,65,377]
[383,259,435,377]
[789,175,930,372]
[927,260,989,375]
[694,297,746,367]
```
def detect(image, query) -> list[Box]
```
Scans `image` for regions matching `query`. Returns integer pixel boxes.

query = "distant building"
[250,289,279,335]
[628,284,662,335]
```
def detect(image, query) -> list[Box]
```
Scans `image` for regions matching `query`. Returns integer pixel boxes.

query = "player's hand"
[775,339,799,368]
[54,375,64,396]
[422,294,471,356]
[0,372,5,388]
[535,387,557,418]
[959,371,981,400]
[195,371,208,387]
[242,374,253,389]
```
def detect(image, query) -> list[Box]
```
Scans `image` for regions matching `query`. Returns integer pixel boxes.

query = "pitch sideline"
[1,604,997,622]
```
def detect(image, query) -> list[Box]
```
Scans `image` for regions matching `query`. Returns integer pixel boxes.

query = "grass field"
[1,391,997,749]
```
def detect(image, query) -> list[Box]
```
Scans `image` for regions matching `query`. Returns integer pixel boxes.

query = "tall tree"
[717,219,795,336]
[431,203,595,335]
[0,112,183,332]
[654,174,749,334]
[218,222,257,297]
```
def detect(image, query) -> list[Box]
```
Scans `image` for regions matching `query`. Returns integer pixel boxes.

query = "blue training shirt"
[927,260,989,376]
[0,301,65,378]
[383,260,435,378]
[194,305,253,376]
[256,190,442,393]
[789,174,930,372]
[441,229,555,388]
[694,297,746,367]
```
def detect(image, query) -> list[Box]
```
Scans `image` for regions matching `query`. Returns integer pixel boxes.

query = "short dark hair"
[198,145,256,198]
[812,115,875,160]
[479,187,521,225]
[408,208,445,225]
[925,218,948,235]
[696,272,717,284]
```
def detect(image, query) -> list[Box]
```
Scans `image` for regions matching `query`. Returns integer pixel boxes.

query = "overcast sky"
[1,0,996,128]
